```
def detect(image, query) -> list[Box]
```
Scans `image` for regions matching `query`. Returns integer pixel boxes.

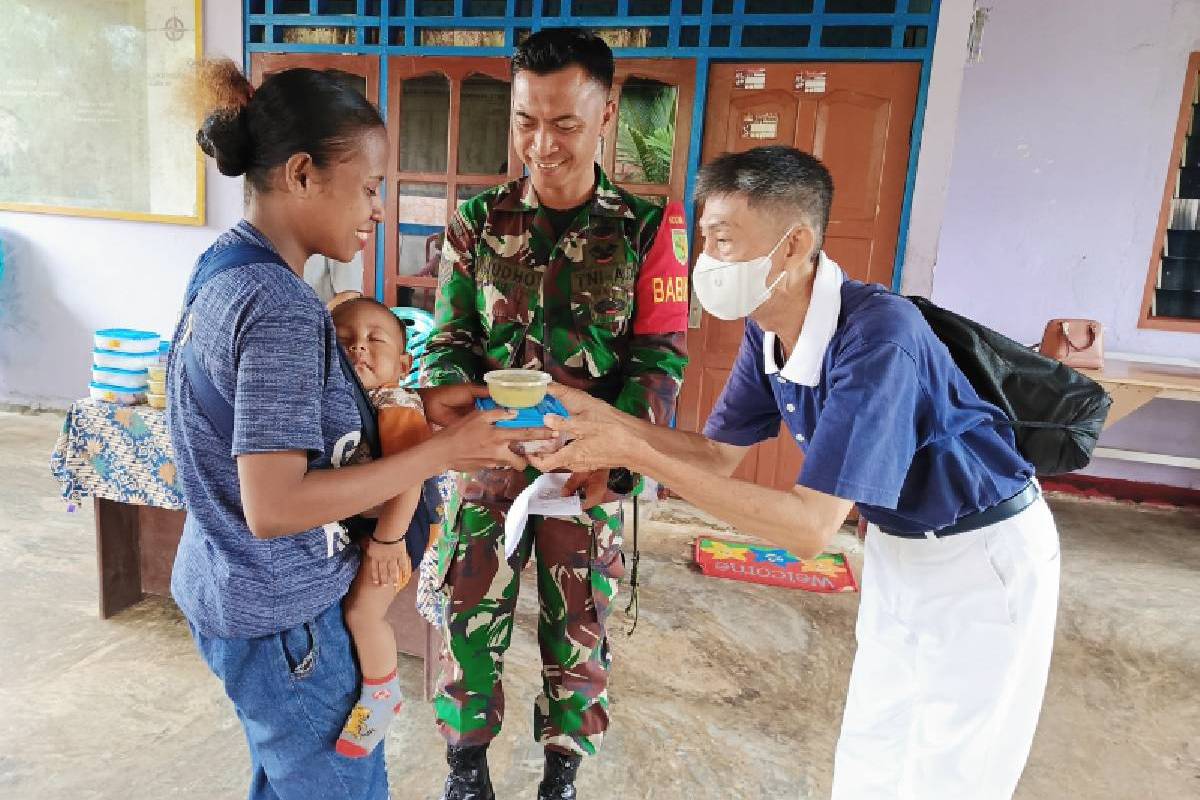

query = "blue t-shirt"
[703,280,1034,534]
[167,221,366,638]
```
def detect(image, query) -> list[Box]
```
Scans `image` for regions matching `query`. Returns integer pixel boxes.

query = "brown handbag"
[1038,319,1104,370]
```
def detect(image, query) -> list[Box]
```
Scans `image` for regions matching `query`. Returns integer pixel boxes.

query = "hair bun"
[197,108,252,177]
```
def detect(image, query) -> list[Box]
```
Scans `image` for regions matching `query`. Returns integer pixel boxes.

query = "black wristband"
[607,467,636,495]
[369,531,407,545]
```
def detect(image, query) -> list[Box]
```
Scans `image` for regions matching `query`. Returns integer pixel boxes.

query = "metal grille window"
[245,0,940,57]
[243,0,942,297]
[1143,53,1200,329]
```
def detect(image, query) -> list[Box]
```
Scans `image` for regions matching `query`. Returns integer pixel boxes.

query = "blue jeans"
[189,601,389,800]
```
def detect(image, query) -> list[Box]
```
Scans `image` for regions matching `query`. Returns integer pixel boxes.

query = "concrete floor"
[2,407,1199,800]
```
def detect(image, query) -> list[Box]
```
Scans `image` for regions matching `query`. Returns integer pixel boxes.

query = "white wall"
[899,0,974,298]
[929,0,1200,489]
[932,0,1200,356]
[0,0,244,409]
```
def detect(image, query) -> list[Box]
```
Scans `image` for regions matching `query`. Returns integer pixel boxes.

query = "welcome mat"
[693,537,858,593]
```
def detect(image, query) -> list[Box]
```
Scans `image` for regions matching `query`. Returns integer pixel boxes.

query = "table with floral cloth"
[48,398,187,619]
[50,398,183,511]
[49,398,439,695]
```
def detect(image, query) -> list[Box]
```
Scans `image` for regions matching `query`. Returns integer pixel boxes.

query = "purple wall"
[931,0,1200,490]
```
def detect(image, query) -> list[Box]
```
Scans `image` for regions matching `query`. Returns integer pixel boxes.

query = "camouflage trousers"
[433,497,624,757]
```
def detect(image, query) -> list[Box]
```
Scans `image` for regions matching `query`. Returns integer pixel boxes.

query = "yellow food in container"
[148,378,166,395]
[146,393,167,410]
[148,365,167,383]
[483,369,552,409]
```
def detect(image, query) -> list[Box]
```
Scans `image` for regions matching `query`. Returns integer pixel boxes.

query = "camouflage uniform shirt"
[423,167,690,487]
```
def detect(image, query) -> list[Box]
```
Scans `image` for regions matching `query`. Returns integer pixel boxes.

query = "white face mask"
[693,228,795,321]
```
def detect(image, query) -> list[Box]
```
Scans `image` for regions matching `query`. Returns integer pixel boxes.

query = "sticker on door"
[795,70,828,93]
[734,68,767,90]
[741,112,779,140]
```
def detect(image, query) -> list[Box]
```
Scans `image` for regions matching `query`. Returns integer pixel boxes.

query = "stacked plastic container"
[147,341,169,409]
[90,329,159,406]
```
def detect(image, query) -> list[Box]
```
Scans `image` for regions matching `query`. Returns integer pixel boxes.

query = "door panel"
[679,62,920,491]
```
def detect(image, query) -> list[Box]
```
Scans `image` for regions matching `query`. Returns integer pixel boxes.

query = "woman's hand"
[418,384,491,428]
[433,407,555,472]
[364,539,413,589]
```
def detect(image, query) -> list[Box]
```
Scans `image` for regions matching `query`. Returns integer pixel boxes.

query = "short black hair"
[511,28,614,93]
[331,297,409,349]
[694,146,835,249]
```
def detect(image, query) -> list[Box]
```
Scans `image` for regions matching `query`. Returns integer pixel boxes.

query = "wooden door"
[384,57,519,311]
[249,54,382,297]
[678,62,920,490]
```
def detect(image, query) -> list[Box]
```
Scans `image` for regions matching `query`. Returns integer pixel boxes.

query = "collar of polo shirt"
[763,251,846,387]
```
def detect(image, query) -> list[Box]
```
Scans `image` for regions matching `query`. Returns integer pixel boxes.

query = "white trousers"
[831,497,1061,800]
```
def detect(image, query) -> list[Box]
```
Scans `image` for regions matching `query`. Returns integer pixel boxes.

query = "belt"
[881,482,1040,539]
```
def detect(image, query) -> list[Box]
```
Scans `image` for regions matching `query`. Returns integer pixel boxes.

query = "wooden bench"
[1078,357,1200,470]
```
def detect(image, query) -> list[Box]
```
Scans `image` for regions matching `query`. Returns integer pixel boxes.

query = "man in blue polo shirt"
[530,146,1061,799]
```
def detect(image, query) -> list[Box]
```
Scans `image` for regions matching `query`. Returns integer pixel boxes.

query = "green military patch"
[593,296,627,317]
[672,228,688,265]
[476,255,540,292]
[570,264,635,293]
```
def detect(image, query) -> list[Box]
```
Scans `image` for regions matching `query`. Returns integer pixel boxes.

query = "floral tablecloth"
[49,398,183,510]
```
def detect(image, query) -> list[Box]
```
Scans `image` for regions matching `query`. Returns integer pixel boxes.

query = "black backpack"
[906,296,1112,476]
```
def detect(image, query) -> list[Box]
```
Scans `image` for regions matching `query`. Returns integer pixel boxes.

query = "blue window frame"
[245,0,941,295]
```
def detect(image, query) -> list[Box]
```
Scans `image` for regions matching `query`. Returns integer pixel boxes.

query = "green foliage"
[616,85,676,185]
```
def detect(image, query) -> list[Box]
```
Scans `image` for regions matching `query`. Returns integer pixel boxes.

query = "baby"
[330,297,440,758]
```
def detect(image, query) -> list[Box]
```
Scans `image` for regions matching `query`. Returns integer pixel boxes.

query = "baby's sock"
[335,670,404,758]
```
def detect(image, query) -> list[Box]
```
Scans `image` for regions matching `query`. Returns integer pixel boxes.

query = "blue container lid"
[475,395,569,428]
[95,328,159,340]
[89,381,145,393]
[93,348,157,358]
[158,340,171,353]
[93,365,149,376]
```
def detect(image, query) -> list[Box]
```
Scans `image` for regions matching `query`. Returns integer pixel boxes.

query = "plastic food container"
[157,340,170,365]
[146,393,167,410]
[148,378,166,395]
[147,365,167,383]
[89,382,147,406]
[92,366,149,390]
[94,328,160,354]
[93,348,159,371]
[484,369,552,409]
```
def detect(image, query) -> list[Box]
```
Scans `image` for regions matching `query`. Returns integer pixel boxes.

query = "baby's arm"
[363,487,420,588]
[362,397,434,587]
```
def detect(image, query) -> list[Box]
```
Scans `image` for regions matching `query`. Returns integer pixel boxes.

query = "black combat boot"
[440,744,496,800]
[537,748,582,800]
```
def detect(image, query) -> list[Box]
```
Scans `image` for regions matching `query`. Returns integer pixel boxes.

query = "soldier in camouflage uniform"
[421,29,690,800]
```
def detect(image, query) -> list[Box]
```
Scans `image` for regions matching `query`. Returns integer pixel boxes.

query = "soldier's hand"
[418,384,492,428]
[561,469,610,510]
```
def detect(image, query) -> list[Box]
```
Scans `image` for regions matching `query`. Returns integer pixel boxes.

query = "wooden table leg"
[94,498,144,618]
[1103,384,1161,428]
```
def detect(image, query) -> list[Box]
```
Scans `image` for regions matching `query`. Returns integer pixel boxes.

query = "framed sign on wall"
[0,0,205,225]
